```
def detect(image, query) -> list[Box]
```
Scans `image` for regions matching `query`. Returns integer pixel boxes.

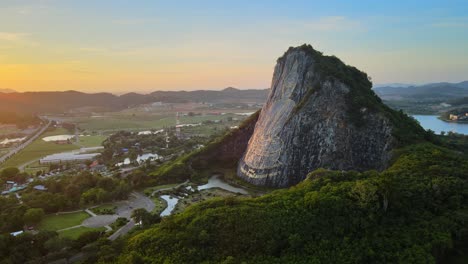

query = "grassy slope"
[38,211,90,231]
[59,226,105,239]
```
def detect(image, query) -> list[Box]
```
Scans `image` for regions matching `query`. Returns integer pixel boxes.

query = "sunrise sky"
[1,0,467,93]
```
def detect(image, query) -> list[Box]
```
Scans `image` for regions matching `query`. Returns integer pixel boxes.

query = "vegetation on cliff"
[89,142,468,263]
[283,44,428,146]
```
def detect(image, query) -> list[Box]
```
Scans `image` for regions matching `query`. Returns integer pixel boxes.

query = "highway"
[0,120,51,165]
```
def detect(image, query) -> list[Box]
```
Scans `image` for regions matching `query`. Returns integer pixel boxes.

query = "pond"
[42,134,75,142]
[0,137,26,145]
[160,195,179,217]
[412,115,468,135]
[198,175,249,194]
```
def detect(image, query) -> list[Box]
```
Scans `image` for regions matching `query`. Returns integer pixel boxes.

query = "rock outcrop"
[237,45,398,187]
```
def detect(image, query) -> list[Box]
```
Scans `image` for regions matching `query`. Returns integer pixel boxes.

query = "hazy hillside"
[0,88,268,114]
[374,81,468,101]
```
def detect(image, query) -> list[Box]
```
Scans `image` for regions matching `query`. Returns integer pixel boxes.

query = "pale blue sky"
[0,0,467,92]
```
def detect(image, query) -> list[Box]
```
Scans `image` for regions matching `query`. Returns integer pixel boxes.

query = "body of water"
[0,137,26,145]
[42,134,75,142]
[160,195,179,216]
[412,115,468,135]
[198,175,249,194]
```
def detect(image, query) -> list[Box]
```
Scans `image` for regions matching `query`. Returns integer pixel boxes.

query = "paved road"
[108,192,155,240]
[108,219,135,241]
[0,120,51,165]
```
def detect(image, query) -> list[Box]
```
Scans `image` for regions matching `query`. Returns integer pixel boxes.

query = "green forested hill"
[106,143,468,263]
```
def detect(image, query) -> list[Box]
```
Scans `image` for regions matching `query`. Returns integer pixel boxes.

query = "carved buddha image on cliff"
[241,58,301,178]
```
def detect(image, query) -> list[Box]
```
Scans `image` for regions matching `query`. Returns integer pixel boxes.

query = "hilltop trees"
[107,143,468,263]
[23,208,45,226]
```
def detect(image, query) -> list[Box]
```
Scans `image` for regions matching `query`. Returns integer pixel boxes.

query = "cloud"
[0,32,29,41]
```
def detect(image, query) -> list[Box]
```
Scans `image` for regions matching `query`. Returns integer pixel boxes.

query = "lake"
[0,137,26,145]
[412,115,468,135]
[160,195,179,217]
[42,134,75,142]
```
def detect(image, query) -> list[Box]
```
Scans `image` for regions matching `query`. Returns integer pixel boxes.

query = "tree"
[1,167,19,181]
[131,208,160,227]
[23,208,45,226]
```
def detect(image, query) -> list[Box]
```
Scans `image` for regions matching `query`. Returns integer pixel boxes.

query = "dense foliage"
[105,143,468,263]
[0,171,132,234]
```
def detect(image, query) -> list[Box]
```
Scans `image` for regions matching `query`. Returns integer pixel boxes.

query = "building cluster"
[449,112,468,121]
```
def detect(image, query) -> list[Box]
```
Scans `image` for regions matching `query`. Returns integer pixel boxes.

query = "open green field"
[0,128,80,169]
[78,135,106,147]
[38,211,90,231]
[152,196,168,215]
[58,226,106,239]
[55,113,242,132]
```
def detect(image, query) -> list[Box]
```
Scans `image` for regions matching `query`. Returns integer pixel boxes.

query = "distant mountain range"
[0,88,16,93]
[374,81,468,101]
[0,87,269,114]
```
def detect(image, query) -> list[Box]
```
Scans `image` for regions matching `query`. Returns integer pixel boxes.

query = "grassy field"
[1,128,80,169]
[59,226,106,239]
[173,189,241,214]
[152,196,168,215]
[56,113,242,132]
[78,135,106,147]
[38,211,90,231]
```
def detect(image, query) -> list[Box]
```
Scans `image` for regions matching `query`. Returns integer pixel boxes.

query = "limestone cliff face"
[237,45,395,187]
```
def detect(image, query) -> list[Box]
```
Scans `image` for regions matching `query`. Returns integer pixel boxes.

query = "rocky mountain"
[238,45,426,187]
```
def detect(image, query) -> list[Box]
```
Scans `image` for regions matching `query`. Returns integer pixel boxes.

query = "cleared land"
[38,211,90,231]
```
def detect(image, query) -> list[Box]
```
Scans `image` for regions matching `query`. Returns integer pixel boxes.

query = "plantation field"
[78,135,106,147]
[0,128,79,169]
[38,211,90,231]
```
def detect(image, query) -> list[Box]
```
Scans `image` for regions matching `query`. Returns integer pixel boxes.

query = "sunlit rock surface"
[238,46,394,187]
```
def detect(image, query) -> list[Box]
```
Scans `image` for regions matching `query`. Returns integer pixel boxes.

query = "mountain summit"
[238,44,425,187]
